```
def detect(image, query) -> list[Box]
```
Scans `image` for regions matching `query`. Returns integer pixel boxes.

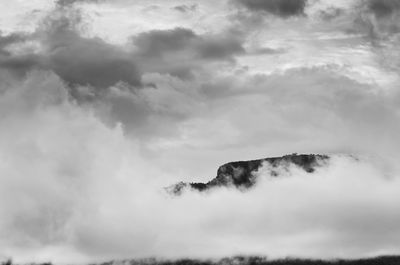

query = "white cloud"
[0,71,399,263]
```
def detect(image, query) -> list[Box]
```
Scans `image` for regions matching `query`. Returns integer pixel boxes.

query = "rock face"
[167,153,329,195]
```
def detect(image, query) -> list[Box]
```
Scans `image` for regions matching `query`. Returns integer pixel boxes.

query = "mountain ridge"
[94,255,400,265]
[167,153,329,195]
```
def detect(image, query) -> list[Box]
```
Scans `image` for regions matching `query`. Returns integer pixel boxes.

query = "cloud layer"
[0,75,399,262]
[0,0,400,263]
[235,0,307,17]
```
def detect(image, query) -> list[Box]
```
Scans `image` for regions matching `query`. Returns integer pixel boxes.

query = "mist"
[0,71,399,263]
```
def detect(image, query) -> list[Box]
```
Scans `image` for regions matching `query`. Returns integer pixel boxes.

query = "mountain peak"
[167,153,329,195]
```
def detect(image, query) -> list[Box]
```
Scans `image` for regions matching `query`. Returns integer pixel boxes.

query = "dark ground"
[3,255,400,265]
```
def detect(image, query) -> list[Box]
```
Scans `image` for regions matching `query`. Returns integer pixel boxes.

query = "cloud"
[0,73,399,263]
[0,71,144,263]
[0,8,244,92]
[56,0,106,7]
[0,55,41,77]
[318,7,345,21]
[196,34,245,60]
[44,23,141,90]
[0,32,37,75]
[132,27,244,79]
[0,6,142,92]
[1,0,400,263]
[41,8,142,89]
[0,32,26,50]
[133,28,197,57]
[346,0,400,40]
[173,4,198,13]
[87,64,400,178]
[235,0,308,17]
[367,0,400,18]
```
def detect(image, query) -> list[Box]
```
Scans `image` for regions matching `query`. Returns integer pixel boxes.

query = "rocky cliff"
[167,153,329,195]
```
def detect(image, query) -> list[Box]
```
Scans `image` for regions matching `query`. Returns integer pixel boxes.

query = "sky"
[0,0,400,263]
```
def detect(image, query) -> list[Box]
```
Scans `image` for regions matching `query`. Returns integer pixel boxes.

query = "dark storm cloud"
[133,27,244,60]
[0,32,39,75]
[236,0,308,17]
[0,0,252,112]
[0,32,26,50]
[44,24,141,89]
[196,35,245,60]
[350,0,400,41]
[132,27,244,79]
[133,28,197,57]
[41,9,142,89]
[0,54,42,76]
[367,0,400,17]
[1,13,244,90]
[0,9,142,90]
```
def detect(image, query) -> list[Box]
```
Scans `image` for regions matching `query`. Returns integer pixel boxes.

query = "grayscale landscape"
[0,0,399,264]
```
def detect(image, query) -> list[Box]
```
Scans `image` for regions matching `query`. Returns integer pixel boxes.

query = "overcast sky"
[0,0,400,263]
